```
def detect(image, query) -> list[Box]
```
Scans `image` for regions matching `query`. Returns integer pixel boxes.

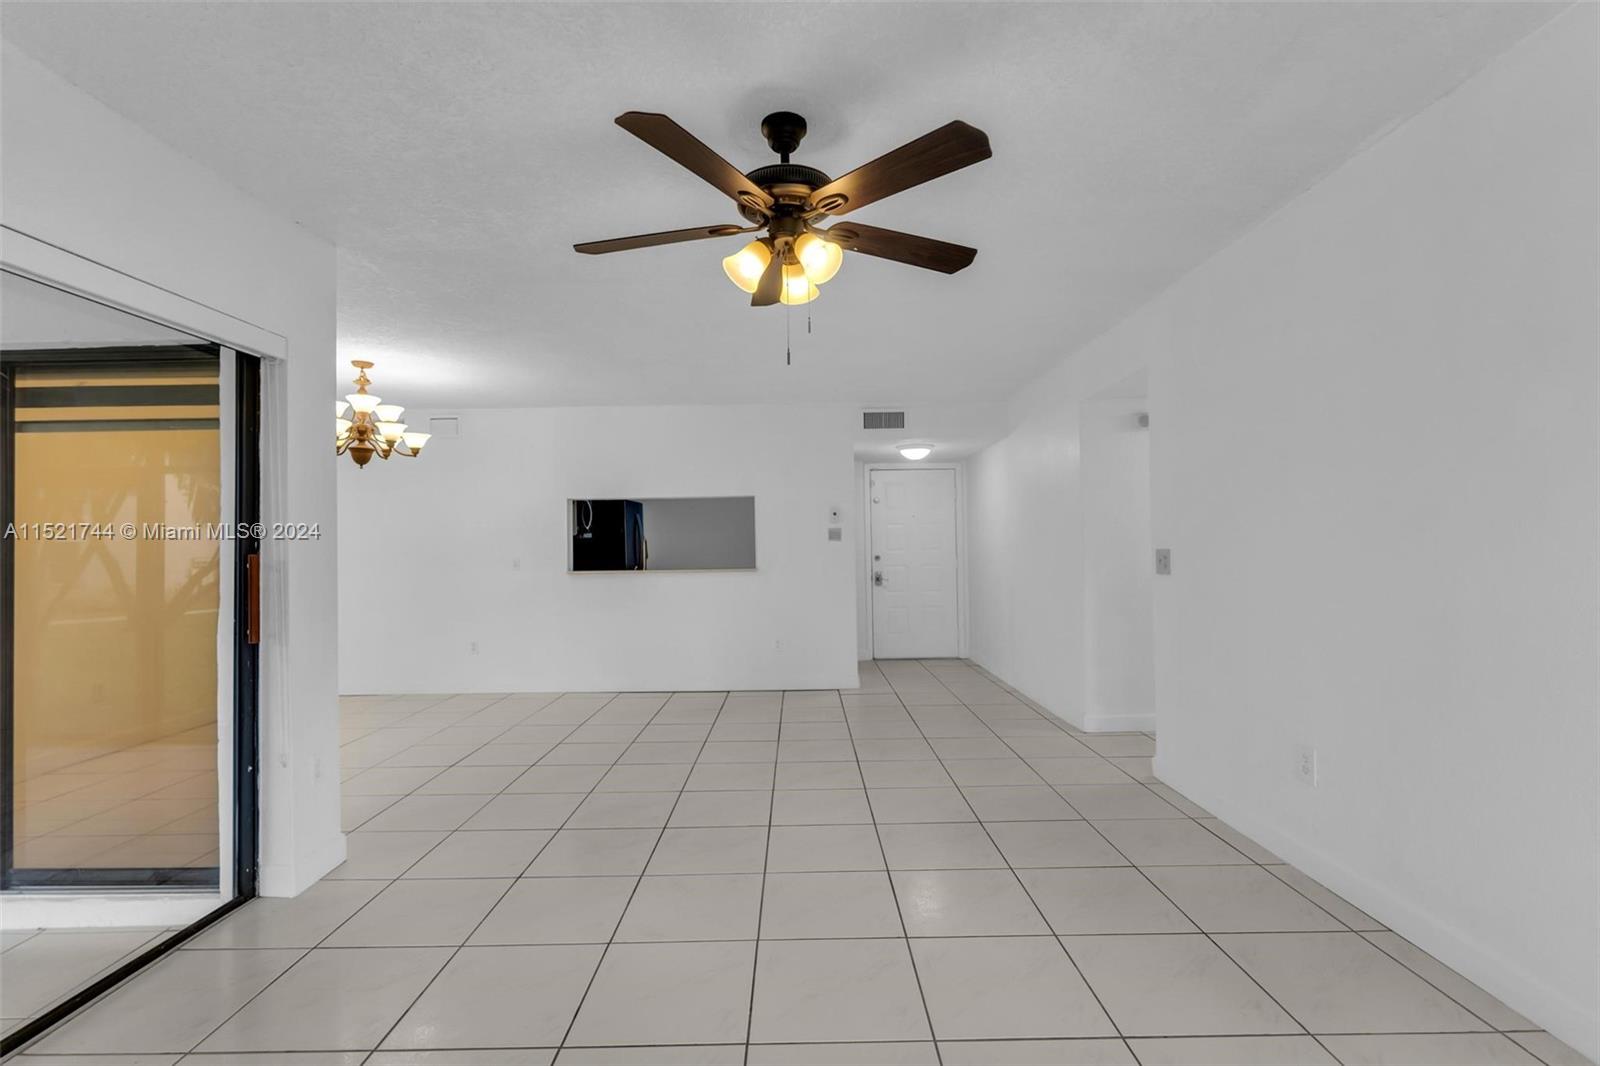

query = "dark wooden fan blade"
[615,112,775,215]
[574,224,748,255]
[751,253,783,307]
[821,222,977,274]
[808,121,991,217]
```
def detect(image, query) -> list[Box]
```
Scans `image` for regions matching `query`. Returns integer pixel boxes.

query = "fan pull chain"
[785,299,792,366]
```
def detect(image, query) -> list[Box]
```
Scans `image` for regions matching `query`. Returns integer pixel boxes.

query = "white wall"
[966,8,1597,1057]
[1081,387,1155,730]
[2,43,343,897]
[339,405,859,693]
[968,345,1147,727]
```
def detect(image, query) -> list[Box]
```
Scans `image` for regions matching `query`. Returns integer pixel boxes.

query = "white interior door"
[870,468,959,658]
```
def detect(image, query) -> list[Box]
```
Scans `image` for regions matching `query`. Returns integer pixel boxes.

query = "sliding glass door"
[0,269,260,1044]
[5,353,225,887]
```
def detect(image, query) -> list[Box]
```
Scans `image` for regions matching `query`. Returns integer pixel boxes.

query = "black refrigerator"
[572,499,645,571]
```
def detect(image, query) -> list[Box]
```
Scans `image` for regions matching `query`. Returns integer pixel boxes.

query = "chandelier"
[334,360,429,468]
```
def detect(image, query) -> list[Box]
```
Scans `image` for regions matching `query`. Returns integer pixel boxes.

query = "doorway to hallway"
[867,467,960,659]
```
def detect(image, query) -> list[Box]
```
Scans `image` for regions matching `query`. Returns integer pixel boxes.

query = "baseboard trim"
[258,830,346,898]
[1083,710,1157,733]
[1153,755,1599,1064]
[966,658,1088,731]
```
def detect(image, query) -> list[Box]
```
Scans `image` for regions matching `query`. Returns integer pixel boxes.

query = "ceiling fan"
[574,110,991,306]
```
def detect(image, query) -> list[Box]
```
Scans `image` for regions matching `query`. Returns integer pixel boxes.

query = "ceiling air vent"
[428,416,461,439]
[862,410,906,430]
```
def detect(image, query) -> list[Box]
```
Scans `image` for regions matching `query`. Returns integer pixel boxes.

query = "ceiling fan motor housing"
[740,162,833,223]
[746,162,832,190]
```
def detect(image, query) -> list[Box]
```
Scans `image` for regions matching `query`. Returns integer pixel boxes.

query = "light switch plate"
[1155,548,1172,575]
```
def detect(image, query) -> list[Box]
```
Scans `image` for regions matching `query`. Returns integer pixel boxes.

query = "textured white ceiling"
[0,2,1562,408]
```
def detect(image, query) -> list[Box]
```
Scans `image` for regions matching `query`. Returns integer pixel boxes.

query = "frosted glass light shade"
[335,417,352,439]
[402,432,431,453]
[898,445,932,461]
[335,400,350,418]
[795,233,843,285]
[376,421,407,442]
[780,265,819,305]
[374,404,405,422]
[346,393,381,414]
[722,239,771,294]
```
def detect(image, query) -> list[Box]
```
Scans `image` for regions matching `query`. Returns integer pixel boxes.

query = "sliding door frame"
[1,344,231,890]
[0,236,278,1055]
[231,350,261,899]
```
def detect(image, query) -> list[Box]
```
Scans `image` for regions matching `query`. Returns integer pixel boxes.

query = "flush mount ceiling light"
[335,360,430,468]
[899,445,933,461]
[575,110,992,307]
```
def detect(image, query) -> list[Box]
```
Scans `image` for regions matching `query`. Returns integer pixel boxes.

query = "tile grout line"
[336,692,583,875]
[30,667,1561,1063]
[741,692,784,1066]
[178,690,609,1059]
[361,688,644,1061]
[951,664,1511,1050]
[842,665,945,1066]
[1066,806,1336,1060]
[977,676,1531,1048]
[6,689,514,1062]
[929,671,1339,1061]
[883,659,1140,1066]
[948,669,1522,1059]
[339,692,568,832]
[552,689,732,1056]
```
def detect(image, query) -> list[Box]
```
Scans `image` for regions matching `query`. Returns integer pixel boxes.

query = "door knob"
[873,571,884,587]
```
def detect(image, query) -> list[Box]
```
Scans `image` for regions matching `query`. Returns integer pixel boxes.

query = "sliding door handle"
[246,553,261,645]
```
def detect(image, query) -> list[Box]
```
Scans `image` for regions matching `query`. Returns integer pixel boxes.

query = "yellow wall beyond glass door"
[9,362,222,881]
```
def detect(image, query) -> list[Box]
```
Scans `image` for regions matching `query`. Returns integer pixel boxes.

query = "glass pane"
[4,272,223,889]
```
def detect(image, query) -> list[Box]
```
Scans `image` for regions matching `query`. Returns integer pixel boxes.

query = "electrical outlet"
[1294,744,1318,786]
[469,641,480,656]
[1155,548,1172,576]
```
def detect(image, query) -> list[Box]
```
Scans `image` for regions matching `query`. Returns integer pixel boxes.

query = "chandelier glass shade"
[335,360,429,467]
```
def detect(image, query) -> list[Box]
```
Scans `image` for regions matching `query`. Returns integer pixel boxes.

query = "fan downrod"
[760,111,807,162]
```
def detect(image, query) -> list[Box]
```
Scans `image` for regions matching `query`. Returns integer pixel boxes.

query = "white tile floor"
[6,660,1592,1065]
[1,927,175,1038]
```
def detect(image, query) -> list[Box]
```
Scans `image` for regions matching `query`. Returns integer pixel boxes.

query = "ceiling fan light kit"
[576,109,991,306]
